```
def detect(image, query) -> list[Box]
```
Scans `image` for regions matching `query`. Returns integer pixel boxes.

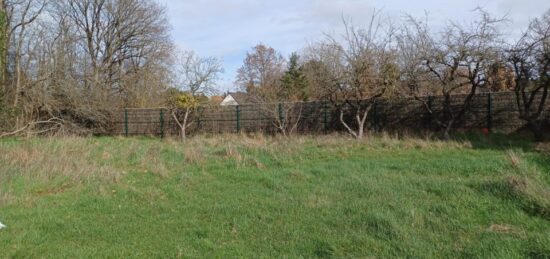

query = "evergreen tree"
[281,53,308,101]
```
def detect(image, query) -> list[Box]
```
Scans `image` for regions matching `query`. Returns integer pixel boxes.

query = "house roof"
[209,96,224,105]
[227,92,255,104]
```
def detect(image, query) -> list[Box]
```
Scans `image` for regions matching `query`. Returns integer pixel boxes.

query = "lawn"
[0,134,549,258]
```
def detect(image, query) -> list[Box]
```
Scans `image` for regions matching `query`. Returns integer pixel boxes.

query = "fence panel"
[110,91,549,137]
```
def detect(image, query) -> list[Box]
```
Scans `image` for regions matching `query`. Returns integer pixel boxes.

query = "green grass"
[0,134,549,258]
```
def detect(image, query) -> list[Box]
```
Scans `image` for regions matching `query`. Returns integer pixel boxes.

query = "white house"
[220,92,254,106]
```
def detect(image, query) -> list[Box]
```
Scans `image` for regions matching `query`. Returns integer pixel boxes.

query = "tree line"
[233,9,550,141]
[0,2,548,141]
[0,0,172,136]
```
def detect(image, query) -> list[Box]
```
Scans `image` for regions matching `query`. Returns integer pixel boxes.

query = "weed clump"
[505,175,550,219]
[478,150,550,220]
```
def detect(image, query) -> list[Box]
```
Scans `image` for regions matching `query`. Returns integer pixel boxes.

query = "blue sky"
[161,0,550,93]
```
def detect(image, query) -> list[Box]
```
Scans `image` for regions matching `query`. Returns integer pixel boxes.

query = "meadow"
[0,134,549,258]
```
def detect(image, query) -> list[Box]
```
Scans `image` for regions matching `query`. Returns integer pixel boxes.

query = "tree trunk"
[276,117,287,137]
[181,127,186,142]
[357,123,364,139]
[339,105,371,140]
[280,127,287,137]
[171,109,189,142]
[356,107,370,140]
[14,24,25,108]
[13,54,21,107]
[443,120,454,141]
[339,110,357,139]
[356,114,365,139]
[0,1,7,95]
[181,108,190,141]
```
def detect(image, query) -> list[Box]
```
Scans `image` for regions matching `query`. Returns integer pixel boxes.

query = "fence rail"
[109,91,550,137]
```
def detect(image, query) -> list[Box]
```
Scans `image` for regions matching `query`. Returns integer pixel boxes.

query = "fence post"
[372,102,378,132]
[124,108,128,137]
[323,102,329,133]
[487,93,492,133]
[196,107,201,130]
[159,109,164,138]
[236,105,241,132]
[427,95,433,129]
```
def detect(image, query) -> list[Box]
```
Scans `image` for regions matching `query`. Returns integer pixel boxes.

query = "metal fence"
[110,91,549,137]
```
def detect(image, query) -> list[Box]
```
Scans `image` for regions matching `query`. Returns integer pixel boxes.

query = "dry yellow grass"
[0,133,474,186]
[0,134,538,207]
[0,138,120,184]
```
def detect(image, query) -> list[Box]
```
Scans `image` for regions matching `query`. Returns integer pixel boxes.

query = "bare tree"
[257,101,302,137]
[10,0,46,109]
[268,53,308,136]
[0,0,48,130]
[0,0,174,136]
[400,10,505,139]
[2,1,55,98]
[0,1,7,94]
[66,0,170,89]
[394,14,433,96]
[305,14,398,139]
[236,44,305,136]
[236,43,286,95]
[170,50,222,141]
[507,9,550,141]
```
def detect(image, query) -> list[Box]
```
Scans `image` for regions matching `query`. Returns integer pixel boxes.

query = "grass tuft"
[507,150,524,169]
[505,175,550,220]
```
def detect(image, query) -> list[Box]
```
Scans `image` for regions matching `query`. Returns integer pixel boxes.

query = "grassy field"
[0,134,549,258]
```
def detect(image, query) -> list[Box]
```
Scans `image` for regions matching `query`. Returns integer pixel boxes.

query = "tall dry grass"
[0,138,119,183]
[0,138,120,205]
[0,133,474,183]
[503,149,550,219]
[0,133,483,205]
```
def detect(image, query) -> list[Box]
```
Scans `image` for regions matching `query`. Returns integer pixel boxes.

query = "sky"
[161,0,550,93]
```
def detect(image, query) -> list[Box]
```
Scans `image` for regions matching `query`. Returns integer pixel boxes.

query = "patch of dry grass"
[505,174,550,219]
[0,138,122,204]
[534,142,550,154]
[507,150,523,169]
[0,133,513,187]
[0,138,119,184]
[307,132,472,152]
[486,224,525,237]
[501,149,550,219]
